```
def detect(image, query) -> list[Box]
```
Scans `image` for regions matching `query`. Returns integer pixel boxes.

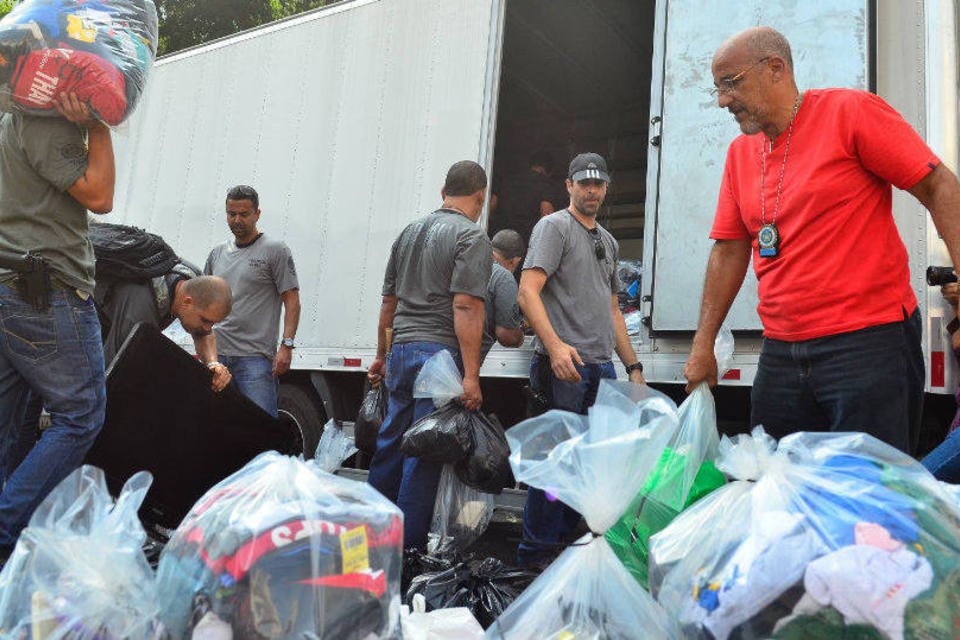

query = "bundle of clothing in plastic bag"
[155,451,403,639]
[0,466,164,639]
[485,380,680,639]
[650,427,960,640]
[606,329,732,587]
[0,0,158,125]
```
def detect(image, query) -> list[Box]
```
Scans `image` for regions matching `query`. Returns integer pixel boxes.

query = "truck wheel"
[278,382,326,458]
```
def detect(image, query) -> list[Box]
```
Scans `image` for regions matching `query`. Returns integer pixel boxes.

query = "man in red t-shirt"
[683,26,960,453]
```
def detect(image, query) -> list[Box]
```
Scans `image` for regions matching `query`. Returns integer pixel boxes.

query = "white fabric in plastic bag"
[427,465,494,557]
[402,594,484,639]
[313,419,358,471]
[0,466,162,639]
[650,426,960,640]
[413,350,463,407]
[487,379,679,639]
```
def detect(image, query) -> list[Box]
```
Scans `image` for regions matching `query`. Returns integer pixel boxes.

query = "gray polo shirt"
[383,209,492,349]
[482,262,521,361]
[0,113,92,292]
[524,209,620,363]
[205,233,299,359]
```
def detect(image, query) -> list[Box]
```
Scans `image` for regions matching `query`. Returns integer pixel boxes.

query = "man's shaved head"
[183,276,232,315]
[715,26,794,72]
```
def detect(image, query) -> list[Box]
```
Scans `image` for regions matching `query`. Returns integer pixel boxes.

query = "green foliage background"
[0,1,329,53]
[157,0,329,55]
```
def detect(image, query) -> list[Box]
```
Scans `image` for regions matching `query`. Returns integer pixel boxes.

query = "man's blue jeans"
[922,428,960,483]
[0,284,106,550]
[367,341,455,550]
[751,310,923,454]
[517,354,616,567]
[220,354,278,417]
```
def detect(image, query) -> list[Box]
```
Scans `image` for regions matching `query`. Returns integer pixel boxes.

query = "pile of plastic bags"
[0,466,163,638]
[485,380,681,639]
[0,0,158,125]
[650,427,960,640]
[155,449,403,639]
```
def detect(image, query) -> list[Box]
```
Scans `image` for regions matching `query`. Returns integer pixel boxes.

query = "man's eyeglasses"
[589,228,606,260]
[709,56,769,97]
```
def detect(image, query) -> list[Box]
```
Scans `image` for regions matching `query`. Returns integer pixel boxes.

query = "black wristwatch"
[625,361,643,374]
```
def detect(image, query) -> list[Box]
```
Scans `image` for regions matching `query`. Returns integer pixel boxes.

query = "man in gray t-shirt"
[367,161,491,550]
[516,152,646,568]
[204,185,300,417]
[0,93,115,557]
[482,229,525,361]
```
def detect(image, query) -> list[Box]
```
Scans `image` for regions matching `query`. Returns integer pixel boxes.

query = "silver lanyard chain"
[760,94,803,226]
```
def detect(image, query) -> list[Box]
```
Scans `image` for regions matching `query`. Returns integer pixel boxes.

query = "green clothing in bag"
[606,447,725,588]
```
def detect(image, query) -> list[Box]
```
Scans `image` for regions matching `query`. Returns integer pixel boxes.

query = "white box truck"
[111,0,959,454]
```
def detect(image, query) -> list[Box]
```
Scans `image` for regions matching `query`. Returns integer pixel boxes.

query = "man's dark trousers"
[751,309,923,454]
[516,354,616,567]
[368,341,458,550]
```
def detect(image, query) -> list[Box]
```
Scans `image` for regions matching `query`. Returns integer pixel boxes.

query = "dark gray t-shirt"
[205,234,299,359]
[0,113,91,292]
[524,210,620,363]
[383,209,492,349]
[482,262,521,361]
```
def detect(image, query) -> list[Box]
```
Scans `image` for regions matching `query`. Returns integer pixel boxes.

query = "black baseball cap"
[568,152,611,183]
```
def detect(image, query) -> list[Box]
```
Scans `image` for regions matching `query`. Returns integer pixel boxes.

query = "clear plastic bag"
[413,350,463,407]
[401,402,476,463]
[314,419,358,472]
[156,451,404,639]
[402,593,485,639]
[355,383,387,454]
[427,465,494,558]
[486,380,680,639]
[0,465,163,639]
[607,331,730,587]
[455,413,513,494]
[650,427,960,640]
[0,0,159,125]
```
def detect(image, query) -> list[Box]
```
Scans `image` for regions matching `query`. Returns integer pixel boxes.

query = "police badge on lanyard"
[758,223,780,258]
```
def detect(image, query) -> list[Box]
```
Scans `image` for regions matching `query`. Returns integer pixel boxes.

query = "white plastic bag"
[650,427,960,640]
[427,465,494,557]
[402,593,485,639]
[486,380,680,639]
[313,419,358,471]
[0,466,162,639]
[414,350,464,407]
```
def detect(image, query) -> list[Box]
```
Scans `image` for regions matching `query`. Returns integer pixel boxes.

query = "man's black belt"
[0,250,51,311]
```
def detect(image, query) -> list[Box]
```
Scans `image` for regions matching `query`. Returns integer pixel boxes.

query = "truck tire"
[278,382,326,458]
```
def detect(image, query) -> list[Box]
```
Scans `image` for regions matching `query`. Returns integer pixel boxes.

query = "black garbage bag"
[355,384,387,455]
[456,413,513,494]
[405,555,535,629]
[401,402,475,463]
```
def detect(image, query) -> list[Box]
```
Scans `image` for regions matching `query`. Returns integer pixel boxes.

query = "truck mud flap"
[85,323,300,528]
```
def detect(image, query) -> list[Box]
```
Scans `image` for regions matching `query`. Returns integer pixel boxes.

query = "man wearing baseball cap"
[516,152,645,567]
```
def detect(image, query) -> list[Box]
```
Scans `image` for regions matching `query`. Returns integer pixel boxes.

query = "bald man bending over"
[683,26,960,453]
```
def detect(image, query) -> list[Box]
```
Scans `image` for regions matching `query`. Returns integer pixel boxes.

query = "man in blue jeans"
[205,185,301,417]
[0,92,115,557]
[367,161,491,549]
[517,152,645,567]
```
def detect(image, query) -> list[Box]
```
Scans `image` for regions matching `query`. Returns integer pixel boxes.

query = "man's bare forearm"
[376,296,398,359]
[912,165,960,271]
[692,239,751,350]
[453,295,484,379]
[518,275,560,352]
[194,333,218,364]
[281,290,301,340]
[612,301,639,366]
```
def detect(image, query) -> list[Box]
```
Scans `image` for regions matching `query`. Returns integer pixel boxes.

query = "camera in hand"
[927,266,957,287]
